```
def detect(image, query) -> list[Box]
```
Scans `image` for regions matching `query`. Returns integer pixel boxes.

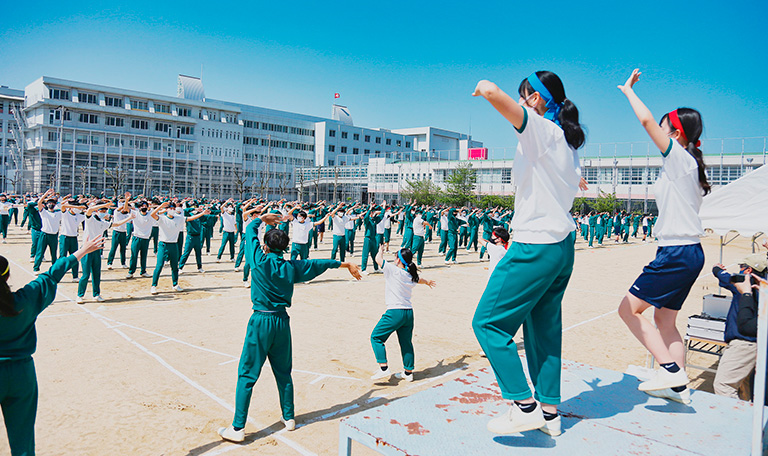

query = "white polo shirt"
[291,219,313,244]
[487,242,508,280]
[131,210,154,239]
[60,210,85,237]
[439,215,448,231]
[413,215,426,237]
[111,210,131,233]
[0,202,11,215]
[221,212,236,233]
[332,214,348,236]
[84,213,111,242]
[653,140,704,246]
[157,213,185,243]
[510,107,580,243]
[383,211,392,229]
[40,209,63,235]
[344,215,356,230]
[376,215,386,235]
[382,260,416,310]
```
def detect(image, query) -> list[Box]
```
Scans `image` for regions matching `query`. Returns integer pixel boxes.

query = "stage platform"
[339,360,767,455]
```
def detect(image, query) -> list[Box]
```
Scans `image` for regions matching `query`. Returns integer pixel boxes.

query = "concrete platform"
[339,360,767,455]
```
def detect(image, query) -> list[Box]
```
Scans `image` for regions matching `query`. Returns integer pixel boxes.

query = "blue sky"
[1,0,766,158]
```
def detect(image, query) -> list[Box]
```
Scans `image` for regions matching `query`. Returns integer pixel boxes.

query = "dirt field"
[0,223,762,455]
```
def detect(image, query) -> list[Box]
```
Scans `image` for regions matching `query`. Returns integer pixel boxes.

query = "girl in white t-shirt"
[472,71,586,437]
[480,227,510,281]
[617,69,709,405]
[369,247,436,383]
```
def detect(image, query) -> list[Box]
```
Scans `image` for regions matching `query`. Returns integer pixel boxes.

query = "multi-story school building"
[2,75,480,199]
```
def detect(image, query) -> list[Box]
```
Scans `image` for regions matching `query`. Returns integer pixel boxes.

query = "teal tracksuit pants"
[235,233,246,268]
[290,242,310,261]
[58,235,79,279]
[361,236,379,272]
[30,229,42,260]
[438,230,448,254]
[331,234,346,261]
[128,237,150,275]
[466,228,479,252]
[78,250,103,297]
[150,226,159,254]
[233,311,294,428]
[472,231,575,405]
[218,232,236,260]
[107,231,128,266]
[0,357,37,456]
[445,231,458,262]
[33,233,58,272]
[345,229,356,254]
[411,235,425,266]
[180,234,203,270]
[152,241,180,287]
[401,227,413,251]
[0,214,9,239]
[371,309,415,371]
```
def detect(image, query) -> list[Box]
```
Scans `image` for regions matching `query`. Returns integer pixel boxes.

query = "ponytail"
[398,248,420,283]
[0,256,18,318]
[661,108,711,195]
[518,71,586,150]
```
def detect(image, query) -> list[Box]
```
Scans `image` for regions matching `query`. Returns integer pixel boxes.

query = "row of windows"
[241,120,314,137]
[242,136,314,151]
[49,109,195,136]
[329,130,407,147]
[202,128,239,141]
[48,87,196,118]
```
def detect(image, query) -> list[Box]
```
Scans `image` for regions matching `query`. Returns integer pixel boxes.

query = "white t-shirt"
[332,214,348,236]
[221,212,237,233]
[111,210,131,233]
[344,215,356,230]
[376,215,386,234]
[510,107,580,243]
[413,215,426,237]
[131,210,154,239]
[157,213,185,243]
[40,209,63,235]
[382,260,416,310]
[653,140,704,246]
[0,202,11,215]
[439,215,448,231]
[84,213,111,242]
[60,210,85,237]
[383,211,392,229]
[486,242,508,280]
[292,219,313,244]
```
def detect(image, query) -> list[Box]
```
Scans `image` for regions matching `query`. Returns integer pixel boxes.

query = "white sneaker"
[444,261,451,265]
[638,369,688,391]
[539,415,562,436]
[371,367,392,381]
[243,280,250,288]
[178,269,185,275]
[395,372,414,382]
[33,271,39,276]
[29,257,34,263]
[72,277,80,282]
[76,296,85,304]
[362,270,370,276]
[216,258,222,263]
[140,272,150,278]
[281,417,296,431]
[150,286,158,295]
[234,266,241,272]
[125,274,134,279]
[121,264,127,269]
[198,268,205,274]
[645,387,692,405]
[94,295,105,303]
[107,265,113,270]
[173,285,184,292]
[487,403,545,435]
[217,426,244,443]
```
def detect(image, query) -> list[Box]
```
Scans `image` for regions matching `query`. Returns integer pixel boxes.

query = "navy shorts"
[629,243,704,311]
[316,222,325,233]
[642,226,648,235]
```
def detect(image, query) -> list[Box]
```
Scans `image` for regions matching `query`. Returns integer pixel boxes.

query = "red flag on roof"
[334,93,340,99]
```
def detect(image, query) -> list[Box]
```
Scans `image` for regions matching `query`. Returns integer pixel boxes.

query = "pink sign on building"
[468,147,488,160]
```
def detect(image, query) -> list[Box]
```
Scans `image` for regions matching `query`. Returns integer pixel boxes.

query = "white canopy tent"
[700,164,768,455]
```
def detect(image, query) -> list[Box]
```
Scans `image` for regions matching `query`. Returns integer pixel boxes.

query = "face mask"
[227,208,234,214]
[140,207,148,213]
[338,212,345,217]
[297,217,305,223]
[47,204,56,210]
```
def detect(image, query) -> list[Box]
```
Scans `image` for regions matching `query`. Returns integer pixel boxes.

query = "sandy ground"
[0,223,763,455]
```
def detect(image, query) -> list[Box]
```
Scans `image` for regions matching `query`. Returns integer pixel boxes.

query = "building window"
[341,146,347,153]
[375,137,381,144]
[105,96,122,107]
[106,116,124,127]
[76,134,90,144]
[177,107,192,117]
[386,138,392,145]
[155,103,171,114]
[79,92,98,104]
[153,142,162,151]
[131,119,149,130]
[47,131,58,142]
[405,141,411,148]
[155,122,171,133]
[328,145,335,152]
[353,133,360,141]
[329,129,336,137]
[396,140,402,147]
[106,137,123,147]
[49,88,70,100]
[62,132,72,143]
[244,120,258,129]
[178,125,194,135]
[49,109,71,124]
[341,131,348,139]
[353,148,359,155]
[364,149,370,155]
[130,100,149,111]
[364,135,370,142]
[78,113,99,124]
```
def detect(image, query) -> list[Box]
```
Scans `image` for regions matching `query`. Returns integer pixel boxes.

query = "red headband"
[668,110,701,148]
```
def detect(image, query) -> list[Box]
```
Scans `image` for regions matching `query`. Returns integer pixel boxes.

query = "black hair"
[518,71,586,150]
[397,248,419,283]
[0,256,18,318]
[264,229,290,253]
[298,211,308,218]
[492,227,510,244]
[660,108,711,196]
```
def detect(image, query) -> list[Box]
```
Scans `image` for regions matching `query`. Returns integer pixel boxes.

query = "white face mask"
[227,208,234,214]
[338,212,345,217]
[297,217,305,223]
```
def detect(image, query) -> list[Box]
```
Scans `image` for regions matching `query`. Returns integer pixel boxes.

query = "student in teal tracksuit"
[0,236,104,456]
[443,207,465,264]
[466,210,480,252]
[179,205,212,273]
[361,204,384,273]
[218,214,362,443]
[472,72,585,436]
[400,204,414,251]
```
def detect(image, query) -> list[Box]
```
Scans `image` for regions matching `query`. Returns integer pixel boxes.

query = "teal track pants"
[78,250,103,297]
[180,234,203,270]
[58,235,79,279]
[33,233,57,272]
[361,237,379,272]
[411,235,425,266]
[472,231,575,405]
[290,242,310,261]
[331,234,346,262]
[235,234,246,268]
[107,231,128,266]
[401,228,413,250]
[129,237,150,275]
[218,232,236,260]
[445,232,458,262]
[233,311,294,428]
[371,309,415,371]
[0,357,37,456]
[152,242,179,287]
[0,214,9,239]
[438,230,448,253]
[29,229,40,260]
[345,229,356,254]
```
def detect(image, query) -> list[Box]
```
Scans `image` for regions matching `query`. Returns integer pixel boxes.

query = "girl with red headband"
[472,71,586,437]
[617,69,710,405]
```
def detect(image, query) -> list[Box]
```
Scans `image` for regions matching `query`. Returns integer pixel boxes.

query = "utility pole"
[56,106,66,193]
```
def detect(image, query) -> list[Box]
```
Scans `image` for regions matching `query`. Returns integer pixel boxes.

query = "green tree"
[400,179,442,206]
[593,191,618,213]
[571,196,589,213]
[475,194,515,210]
[442,162,477,206]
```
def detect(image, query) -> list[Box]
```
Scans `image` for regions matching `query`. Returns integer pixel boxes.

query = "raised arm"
[186,209,211,222]
[472,80,526,130]
[617,69,670,153]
